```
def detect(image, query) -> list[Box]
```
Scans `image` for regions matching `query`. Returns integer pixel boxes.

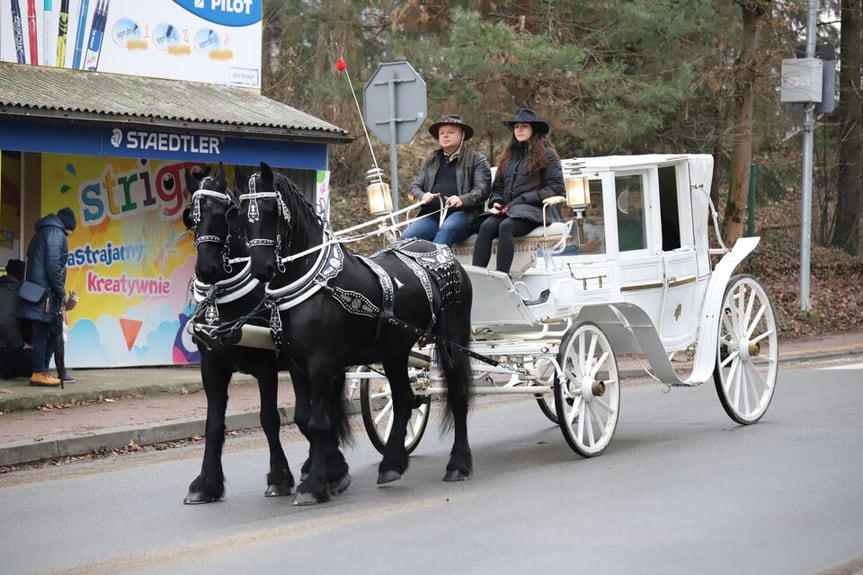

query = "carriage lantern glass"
[562,159,591,245]
[366,167,393,216]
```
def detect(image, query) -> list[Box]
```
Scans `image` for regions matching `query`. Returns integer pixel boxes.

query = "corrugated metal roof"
[0,62,352,143]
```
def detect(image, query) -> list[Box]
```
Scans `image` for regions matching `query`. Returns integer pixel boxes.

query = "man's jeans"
[400,211,473,247]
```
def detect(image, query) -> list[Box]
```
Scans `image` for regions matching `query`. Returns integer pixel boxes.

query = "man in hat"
[0,259,33,379]
[17,207,76,387]
[401,114,492,246]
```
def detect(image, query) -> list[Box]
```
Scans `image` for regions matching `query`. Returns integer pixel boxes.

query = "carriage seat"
[452,218,570,278]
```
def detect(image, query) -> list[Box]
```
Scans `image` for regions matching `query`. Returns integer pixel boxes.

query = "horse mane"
[271,171,327,252]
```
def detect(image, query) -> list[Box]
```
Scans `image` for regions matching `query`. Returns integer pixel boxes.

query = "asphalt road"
[0,360,861,575]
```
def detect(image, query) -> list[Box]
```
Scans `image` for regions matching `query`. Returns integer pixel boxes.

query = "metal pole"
[799,0,817,312]
[387,79,399,212]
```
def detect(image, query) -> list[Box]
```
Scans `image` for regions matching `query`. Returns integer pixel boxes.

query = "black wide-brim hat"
[428,114,474,141]
[503,107,549,135]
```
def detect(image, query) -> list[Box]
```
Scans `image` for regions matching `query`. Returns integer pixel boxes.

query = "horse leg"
[377,356,413,485]
[441,348,474,482]
[292,371,350,494]
[184,355,231,504]
[293,364,351,505]
[256,362,294,497]
[290,371,313,481]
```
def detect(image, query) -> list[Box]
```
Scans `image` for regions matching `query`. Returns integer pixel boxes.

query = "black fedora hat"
[428,114,474,140]
[503,107,549,135]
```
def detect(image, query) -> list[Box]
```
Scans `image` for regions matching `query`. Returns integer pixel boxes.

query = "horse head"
[183,162,244,284]
[236,162,289,282]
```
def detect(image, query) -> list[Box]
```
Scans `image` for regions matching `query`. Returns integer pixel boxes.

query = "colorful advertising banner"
[1,0,262,88]
[42,154,202,368]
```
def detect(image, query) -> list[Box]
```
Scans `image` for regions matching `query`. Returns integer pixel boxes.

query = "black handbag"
[18,280,48,304]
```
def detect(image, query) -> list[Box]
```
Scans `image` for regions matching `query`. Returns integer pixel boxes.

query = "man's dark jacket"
[0,274,25,349]
[409,147,492,227]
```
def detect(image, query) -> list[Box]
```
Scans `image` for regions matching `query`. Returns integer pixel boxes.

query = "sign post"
[363,61,427,211]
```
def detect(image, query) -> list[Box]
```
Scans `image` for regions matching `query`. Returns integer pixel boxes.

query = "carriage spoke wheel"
[554,322,620,457]
[360,371,430,455]
[533,357,558,424]
[713,274,778,424]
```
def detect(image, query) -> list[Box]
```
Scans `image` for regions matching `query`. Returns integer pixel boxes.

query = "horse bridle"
[191,176,239,274]
[238,173,291,273]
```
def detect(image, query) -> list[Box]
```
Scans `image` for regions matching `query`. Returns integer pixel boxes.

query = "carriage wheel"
[533,357,558,424]
[360,372,430,455]
[554,322,621,457]
[713,274,778,424]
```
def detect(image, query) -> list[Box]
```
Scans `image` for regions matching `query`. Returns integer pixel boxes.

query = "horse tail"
[330,373,353,445]
[435,263,473,430]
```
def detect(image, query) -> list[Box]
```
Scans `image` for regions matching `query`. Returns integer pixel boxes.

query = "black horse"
[236,162,475,505]
[181,164,296,504]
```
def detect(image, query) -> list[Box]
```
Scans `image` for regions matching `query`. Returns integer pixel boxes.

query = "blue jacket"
[17,214,68,323]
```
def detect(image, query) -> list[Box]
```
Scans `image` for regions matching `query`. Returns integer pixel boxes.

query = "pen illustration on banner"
[10,0,27,63]
[27,0,39,64]
[83,0,108,71]
[112,16,144,50]
[56,0,70,67]
[43,0,53,66]
[72,0,90,69]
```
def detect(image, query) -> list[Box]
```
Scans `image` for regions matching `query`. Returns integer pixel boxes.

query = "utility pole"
[798,0,818,312]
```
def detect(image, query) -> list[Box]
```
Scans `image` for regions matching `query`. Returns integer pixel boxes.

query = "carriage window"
[658,166,681,251]
[616,175,646,251]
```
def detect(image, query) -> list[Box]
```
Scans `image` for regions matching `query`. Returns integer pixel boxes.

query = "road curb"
[0,403,367,468]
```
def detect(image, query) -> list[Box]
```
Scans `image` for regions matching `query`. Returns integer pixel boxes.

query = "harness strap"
[392,251,436,326]
[381,314,500,367]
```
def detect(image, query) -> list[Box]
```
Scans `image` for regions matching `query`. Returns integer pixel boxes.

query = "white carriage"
[353,153,778,457]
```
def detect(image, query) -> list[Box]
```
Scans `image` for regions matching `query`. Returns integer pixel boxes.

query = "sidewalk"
[1,331,861,468]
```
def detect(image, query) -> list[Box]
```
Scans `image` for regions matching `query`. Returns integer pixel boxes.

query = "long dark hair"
[495,131,559,177]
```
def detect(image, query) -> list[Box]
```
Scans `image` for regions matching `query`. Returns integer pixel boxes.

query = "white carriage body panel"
[462,153,735,365]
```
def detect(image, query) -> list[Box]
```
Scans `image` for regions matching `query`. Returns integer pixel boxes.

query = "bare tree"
[831,0,862,255]
[724,0,773,244]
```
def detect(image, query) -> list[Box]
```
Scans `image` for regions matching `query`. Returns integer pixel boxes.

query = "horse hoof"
[184,491,221,505]
[264,483,293,497]
[328,471,352,495]
[442,468,472,482]
[377,470,403,485]
[293,490,331,506]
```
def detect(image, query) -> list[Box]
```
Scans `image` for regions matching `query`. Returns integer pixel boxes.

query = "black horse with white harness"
[236,162,475,505]
[183,164,351,505]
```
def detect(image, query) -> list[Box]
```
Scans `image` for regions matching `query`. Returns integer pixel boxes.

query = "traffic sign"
[363,62,427,145]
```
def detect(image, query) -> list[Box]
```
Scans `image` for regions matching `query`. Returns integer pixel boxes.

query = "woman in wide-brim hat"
[501,107,550,136]
[471,107,564,274]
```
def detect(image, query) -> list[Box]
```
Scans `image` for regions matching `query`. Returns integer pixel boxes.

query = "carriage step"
[523,289,550,306]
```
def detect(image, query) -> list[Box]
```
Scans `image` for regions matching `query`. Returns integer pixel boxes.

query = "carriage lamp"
[562,159,591,246]
[564,174,591,209]
[366,167,393,216]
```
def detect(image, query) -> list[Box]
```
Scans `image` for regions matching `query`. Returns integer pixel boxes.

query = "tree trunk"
[723,0,770,244]
[831,0,863,255]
